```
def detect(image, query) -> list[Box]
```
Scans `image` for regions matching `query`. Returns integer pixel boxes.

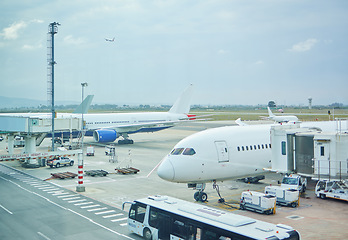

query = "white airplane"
[157,120,344,202]
[1,85,195,145]
[266,107,298,123]
[105,37,115,42]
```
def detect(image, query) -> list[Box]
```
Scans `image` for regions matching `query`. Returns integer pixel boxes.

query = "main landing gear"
[118,134,134,145]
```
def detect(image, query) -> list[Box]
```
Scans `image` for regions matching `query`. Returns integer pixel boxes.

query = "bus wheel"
[320,194,326,199]
[143,228,152,240]
[199,192,208,202]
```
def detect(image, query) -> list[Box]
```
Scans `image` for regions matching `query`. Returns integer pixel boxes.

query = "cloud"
[254,60,264,65]
[0,19,44,40]
[22,43,43,50]
[218,49,228,54]
[1,21,27,40]
[288,38,318,52]
[63,35,87,45]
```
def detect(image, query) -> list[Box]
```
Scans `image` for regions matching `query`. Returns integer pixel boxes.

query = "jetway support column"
[7,135,14,154]
[24,136,36,154]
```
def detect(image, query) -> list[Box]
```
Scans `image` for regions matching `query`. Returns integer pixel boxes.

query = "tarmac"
[1,121,347,240]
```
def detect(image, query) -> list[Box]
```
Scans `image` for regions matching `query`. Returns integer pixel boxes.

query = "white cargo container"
[265,186,299,208]
[86,146,95,156]
[240,191,276,215]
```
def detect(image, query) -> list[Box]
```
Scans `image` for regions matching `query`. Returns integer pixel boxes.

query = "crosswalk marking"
[74,202,94,206]
[81,204,100,209]
[103,213,123,218]
[68,199,86,203]
[88,207,107,212]
[111,217,128,222]
[95,210,116,215]
[57,194,76,198]
[62,197,81,201]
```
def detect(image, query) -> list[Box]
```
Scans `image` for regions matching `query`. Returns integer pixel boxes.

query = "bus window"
[129,203,146,223]
[149,207,159,228]
[204,230,218,240]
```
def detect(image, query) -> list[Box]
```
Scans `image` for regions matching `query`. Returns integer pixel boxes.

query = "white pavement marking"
[95,210,116,215]
[111,217,128,222]
[0,203,13,215]
[81,204,100,209]
[120,223,128,227]
[88,207,107,212]
[37,232,51,240]
[57,194,76,198]
[74,202,94,206]
[52,192,69,196]
[68,199,86,203]
[62,197,81,201]
[103,213,123,218]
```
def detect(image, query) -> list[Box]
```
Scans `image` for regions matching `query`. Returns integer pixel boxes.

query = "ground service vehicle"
[240,191,277,215]
[47,156,74,168]
[86,146,95,156]
[315,180,348,201]
[124,195,300,240]
[281,174,307,193]
[265,186,299,208]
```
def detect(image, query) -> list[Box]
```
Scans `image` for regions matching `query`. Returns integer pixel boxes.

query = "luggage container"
[240,191,276,215]
[265,186,299,208]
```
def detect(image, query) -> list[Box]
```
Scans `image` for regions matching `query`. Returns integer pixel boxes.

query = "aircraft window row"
[139,120,165,123]
[90,121,130,125]
[237,144,271,152]
[170,148,196,156]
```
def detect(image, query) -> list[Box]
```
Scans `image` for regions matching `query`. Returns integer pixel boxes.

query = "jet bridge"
[0,115,81,155]
[270,121,348,180]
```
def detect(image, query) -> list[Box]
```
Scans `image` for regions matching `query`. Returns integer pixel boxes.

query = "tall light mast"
[47,22,60,151]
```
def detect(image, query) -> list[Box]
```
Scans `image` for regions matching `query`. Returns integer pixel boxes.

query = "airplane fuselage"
[157,124,273,183]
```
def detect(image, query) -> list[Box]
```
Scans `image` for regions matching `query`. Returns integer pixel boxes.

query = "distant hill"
[0,96,77,109]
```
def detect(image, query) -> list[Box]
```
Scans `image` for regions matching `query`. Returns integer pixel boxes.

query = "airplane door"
[215,141,229,163]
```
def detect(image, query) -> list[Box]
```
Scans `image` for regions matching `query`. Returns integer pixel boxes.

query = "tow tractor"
[315,180,348,201]
[281,174,307,193]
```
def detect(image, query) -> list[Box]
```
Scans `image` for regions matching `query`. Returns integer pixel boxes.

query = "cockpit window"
[171,148,184,155]
[183,148,196,155]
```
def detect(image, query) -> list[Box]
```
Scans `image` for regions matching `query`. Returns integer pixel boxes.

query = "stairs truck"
[265,186,299,208]
[315,180,348,201]
[240,191,276,215]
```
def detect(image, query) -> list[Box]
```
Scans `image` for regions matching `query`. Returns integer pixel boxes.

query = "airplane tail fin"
[169,84,193,114]
[73,95,94,114]
[267,107,275,118]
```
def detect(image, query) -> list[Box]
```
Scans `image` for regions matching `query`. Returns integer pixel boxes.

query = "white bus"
[124,195,300,240]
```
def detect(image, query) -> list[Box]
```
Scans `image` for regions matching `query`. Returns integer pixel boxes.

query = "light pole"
[76,82,88,192]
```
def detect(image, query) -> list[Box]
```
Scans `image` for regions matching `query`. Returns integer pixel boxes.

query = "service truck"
[240,191,276,215]
[315,180,348,201]
[281,174,307,193]
[86,146,95,156]
[265,186,299,208]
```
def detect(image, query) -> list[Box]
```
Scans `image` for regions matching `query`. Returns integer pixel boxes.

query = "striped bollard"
[76,152,85,192]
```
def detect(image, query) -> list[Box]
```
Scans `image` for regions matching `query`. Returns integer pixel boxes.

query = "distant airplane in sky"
[105,37,115,42]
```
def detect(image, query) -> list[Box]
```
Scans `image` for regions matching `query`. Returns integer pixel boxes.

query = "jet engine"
[93,129,117,143]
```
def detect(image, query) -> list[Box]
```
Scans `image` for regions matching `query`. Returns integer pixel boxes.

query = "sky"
[0,0,347,106]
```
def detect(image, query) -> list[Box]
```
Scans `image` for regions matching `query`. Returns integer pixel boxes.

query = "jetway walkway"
[0,115,81,155]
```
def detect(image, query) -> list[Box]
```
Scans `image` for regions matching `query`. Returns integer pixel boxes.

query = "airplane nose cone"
[157,156,175,181]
